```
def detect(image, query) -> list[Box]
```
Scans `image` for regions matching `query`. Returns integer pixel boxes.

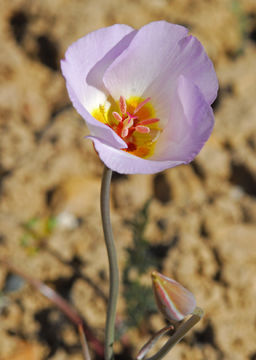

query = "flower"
[151,271,196,322]
[61,21,218,174]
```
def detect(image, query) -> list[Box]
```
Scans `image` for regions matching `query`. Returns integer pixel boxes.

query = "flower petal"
[86,31,137,101]
[152,75,214,163]
[61,25,135,148]
[141,35,218,126]
[103,21,188,100]
[168,35,218,104]
[88,136,183,174]
[61,24,135,110]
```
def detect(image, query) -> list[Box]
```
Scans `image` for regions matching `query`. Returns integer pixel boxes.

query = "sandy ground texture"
[0,0,256,359]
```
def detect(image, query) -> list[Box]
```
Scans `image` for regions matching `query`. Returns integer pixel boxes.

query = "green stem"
[100,166,119,360]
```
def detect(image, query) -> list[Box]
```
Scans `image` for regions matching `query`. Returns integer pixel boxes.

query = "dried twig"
[0,258,104,360]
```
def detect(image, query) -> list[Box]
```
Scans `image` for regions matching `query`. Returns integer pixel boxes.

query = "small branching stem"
[137,306,204,360]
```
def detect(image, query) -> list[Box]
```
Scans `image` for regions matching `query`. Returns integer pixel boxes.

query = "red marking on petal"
[139,118,160,126]
[112,111,122,123]
[126,142,137,152]
[119,96,127,115]
[133,97,151,114]
[136,125,150,134]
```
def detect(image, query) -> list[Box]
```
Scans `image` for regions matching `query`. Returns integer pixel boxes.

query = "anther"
[121,127,129,138]
[119,96,127,115]
[112,112,122,123]
[139,118,159,126]
[135,125,150,134]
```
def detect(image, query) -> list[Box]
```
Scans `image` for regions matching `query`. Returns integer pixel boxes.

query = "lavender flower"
[61,21,218,174]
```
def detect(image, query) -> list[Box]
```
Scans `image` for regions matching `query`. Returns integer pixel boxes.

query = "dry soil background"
[0,0,256,359]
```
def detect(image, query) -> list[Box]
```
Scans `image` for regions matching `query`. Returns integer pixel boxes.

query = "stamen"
[122,127,129,138]
[135,125,150,134]
[119,96,127,115]
[139,118,160,126]
[112,111,122,123]
[133,97,151,114]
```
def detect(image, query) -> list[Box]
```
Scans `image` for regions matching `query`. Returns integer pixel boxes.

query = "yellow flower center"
[92,96,162,158]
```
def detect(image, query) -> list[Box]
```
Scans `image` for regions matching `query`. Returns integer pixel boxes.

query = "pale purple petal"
[153,75,214,163]
[61,24,134,111]
[103,21,188,100]
[88,136,183,174]
[86,31,137,95]
[167,35,218,104]
[61,25,135,148]
[141,36,218,125]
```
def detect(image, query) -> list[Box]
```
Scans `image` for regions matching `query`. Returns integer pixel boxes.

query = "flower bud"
[151,271,196,322]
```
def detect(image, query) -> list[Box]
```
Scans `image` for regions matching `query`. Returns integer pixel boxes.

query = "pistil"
[112,96,160,142]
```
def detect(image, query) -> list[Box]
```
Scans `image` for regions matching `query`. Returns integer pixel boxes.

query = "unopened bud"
[151,271,196,322]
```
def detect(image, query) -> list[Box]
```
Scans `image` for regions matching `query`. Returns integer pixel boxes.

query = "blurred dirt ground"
[0,0,256,359]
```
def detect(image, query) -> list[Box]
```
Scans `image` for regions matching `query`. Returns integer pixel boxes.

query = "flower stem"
[144,307,204,360]
[100,166,119,360]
